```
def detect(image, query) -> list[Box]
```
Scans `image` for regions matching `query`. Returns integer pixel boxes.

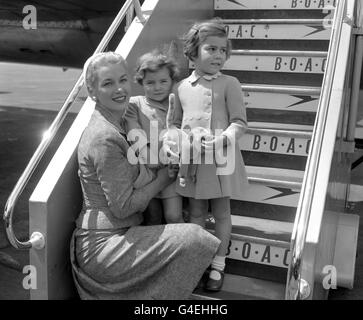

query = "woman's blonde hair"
[83,52,127,97]
[182,19,231,62]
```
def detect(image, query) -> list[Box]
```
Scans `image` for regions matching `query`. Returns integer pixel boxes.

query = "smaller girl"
[124,49,184,224]
[170,19,249,291]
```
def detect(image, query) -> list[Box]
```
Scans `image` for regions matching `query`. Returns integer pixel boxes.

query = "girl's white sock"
[209,255,226,280]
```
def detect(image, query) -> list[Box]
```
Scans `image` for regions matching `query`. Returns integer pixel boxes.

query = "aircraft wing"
[0,0,128,67]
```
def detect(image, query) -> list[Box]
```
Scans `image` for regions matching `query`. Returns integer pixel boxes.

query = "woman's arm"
[124,102,149,164]
[125,101,161,168]
[91,133,174,219]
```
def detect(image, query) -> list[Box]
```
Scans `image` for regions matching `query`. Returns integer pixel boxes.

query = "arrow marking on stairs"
[304,25,328,37]
[264,187,299,201]
[227,0,247,8]
[287,95,319,108]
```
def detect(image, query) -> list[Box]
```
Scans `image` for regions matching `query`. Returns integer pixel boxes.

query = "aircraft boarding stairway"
[3,0,362,300]
[193,0,334,299]
[191,0,361,300]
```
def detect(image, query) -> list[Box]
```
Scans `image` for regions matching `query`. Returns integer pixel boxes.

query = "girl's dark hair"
[134,49,180,85]
[182,18,231,62]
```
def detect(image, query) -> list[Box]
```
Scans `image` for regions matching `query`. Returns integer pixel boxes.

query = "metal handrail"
[286,0,347,299]
[346,1,363,142]
[3,0,146,250]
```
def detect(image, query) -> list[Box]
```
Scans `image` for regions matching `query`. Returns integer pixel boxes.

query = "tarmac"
[0,106,76,299]
[0,62,81,300]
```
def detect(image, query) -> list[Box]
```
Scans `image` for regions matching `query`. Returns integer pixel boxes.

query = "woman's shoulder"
[84,114,121,143]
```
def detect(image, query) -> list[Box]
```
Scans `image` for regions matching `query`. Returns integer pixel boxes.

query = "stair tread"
[215,0,336,10]
[231,215,293,237]
[191,273,285,300]
[241,83,321,95]
[246,166,304,183]
[226,70,324,86]
[242,151,307,171]
[222,18,331,24]
[248,121,314,131]
[223,19,331,41]
[207,215,293,243]
[247,109,317,126]
[231,49,327,56]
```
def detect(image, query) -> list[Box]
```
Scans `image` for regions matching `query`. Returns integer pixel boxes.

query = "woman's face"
[142,66,173,103]
[91,62,131,115]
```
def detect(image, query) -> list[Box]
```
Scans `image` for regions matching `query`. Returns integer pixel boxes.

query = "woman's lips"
[112,95,127,103]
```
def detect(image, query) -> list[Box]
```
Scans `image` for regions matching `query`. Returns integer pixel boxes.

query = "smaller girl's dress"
[124,96,178,199]
[172,71,249,200]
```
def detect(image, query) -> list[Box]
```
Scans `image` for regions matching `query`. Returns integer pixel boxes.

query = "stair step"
[232,39,330,52]
[191,50,328,74]
[225,258,288,283]
[247,165,303,188]
[224,50,328,74]
[231,200,297,222]
[227,69,324,86]
[233,180,300,206]
[243,84,320,112]
[247,109,316,126]
[248,122,314,131]
[234,183,300,207]
[244,84,319,124]
[231,38,330,51]
[206,216,292,267]
[215,0,336,11]
[242,150,307,171]
[191,273,285,300]
[244,85,319,124]
[242,83,321,94]
[241,126,312,156]
[223,19,332,40]
[247,125,312,138]
[230,215,293,243]
[232,166,302,207]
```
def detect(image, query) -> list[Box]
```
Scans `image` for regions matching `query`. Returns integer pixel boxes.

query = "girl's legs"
[188,198,208,228]
[163,195,184,223]
[143,198,163,225]
[206,197,231,291]
[210,197,231,257]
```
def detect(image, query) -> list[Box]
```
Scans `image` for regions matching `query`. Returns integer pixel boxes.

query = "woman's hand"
[201,135,228,152]
[167,163,179,178]
[156,166,177,185]
[162,130,180,164]
[163,140,179,163]
[147,163,163,170]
